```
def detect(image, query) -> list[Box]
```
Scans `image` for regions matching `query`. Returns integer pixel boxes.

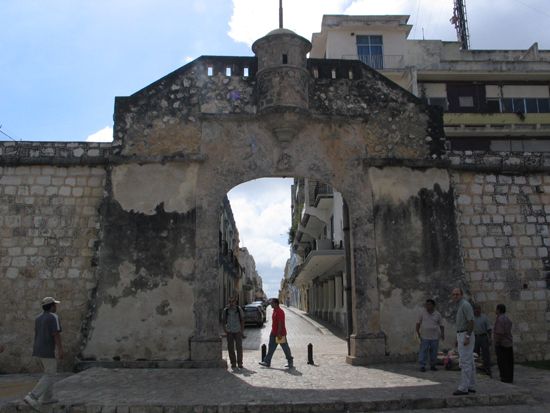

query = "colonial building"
[284,178,348,331]
[218,196,241,312]
[238,247,264,304]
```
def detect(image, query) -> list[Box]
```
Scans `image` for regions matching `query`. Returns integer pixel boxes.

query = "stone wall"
[370,166,463,360]
[0,161,106,372]
[452,166,550,361]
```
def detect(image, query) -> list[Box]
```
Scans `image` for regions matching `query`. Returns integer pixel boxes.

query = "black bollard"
[307,343,314,365]
[261,343,267,361]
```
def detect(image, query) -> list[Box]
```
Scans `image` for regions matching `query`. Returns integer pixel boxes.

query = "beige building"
[238,247,264,304]
[285,179,348,331]
[311,15,550,152]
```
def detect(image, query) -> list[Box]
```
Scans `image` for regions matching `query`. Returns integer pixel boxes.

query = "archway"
[79,27,448,368]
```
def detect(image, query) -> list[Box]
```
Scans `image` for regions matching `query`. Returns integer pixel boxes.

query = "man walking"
[473,304,492,377]
[259,298,293,369]
[222,296,245,370]
[494,303,514,383]
[416,299,444,372]
[451,288,476,396]
[24,297,63,410]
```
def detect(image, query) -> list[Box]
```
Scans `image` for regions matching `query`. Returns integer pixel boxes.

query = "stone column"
[190,202,225,367]
[335,275,343,309]
[328,278,335,322]
[345,196,386,365]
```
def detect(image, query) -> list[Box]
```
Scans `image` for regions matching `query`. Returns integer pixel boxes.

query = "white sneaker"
[23,394,41,412]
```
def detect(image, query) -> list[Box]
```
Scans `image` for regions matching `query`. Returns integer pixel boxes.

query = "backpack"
[224,306,243,323]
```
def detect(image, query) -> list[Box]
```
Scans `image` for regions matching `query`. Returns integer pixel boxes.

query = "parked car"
[243,304,264,327]
[249,301,267,322]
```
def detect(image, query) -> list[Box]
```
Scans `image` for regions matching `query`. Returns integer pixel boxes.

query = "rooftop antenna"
[279,0,283,28]
[451,0,470,50]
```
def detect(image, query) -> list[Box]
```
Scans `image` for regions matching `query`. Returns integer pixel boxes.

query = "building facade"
[238,247,264,305]
[311,15,550,152]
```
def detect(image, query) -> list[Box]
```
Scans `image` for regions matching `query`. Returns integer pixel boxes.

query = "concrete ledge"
[4,390,532,413]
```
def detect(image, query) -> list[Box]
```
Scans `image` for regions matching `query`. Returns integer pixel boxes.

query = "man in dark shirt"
[494,303,514,383]
[258,298,293,369]
[24,297,63,410]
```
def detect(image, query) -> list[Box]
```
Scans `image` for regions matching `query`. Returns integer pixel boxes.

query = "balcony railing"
[341,54,404,70]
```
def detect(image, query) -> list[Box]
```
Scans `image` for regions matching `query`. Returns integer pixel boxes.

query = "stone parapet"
[449,150,550,173]
[0,142,113,166]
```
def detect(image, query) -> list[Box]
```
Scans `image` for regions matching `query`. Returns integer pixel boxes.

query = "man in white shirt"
[416,299,444,372]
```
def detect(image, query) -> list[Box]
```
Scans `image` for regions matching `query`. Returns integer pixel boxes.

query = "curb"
[1,390,533,413]
[284,306,330,336]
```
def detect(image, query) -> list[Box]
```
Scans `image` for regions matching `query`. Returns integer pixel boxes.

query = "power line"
[0,125,18,142]
[412,0,423,39]
[510,0,550,19]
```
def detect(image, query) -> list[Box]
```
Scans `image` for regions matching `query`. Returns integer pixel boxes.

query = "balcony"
[291,241,344,286]
[313,183,333,208]
[341,54,404,70]
[444,113,550,137]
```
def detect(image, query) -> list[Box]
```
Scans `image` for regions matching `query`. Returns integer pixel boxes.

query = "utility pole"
[451,0,470,50]
[279,0,283,29]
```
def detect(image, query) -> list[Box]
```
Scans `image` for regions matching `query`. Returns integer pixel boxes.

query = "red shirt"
[271,307,287,336]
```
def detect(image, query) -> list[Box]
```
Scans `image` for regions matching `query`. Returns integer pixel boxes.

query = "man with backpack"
[222,296,245,370]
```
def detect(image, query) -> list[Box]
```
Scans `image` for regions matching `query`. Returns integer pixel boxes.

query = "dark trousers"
[474,334,491,375]
[263,334,293,365]
[495,345,514,383]
[418,338,438,368]
[227,332,243,367]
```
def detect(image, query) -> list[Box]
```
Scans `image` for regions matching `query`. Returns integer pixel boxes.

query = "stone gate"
[1,28,548,372]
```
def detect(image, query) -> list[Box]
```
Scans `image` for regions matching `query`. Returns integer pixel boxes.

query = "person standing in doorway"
[494,303,514,383]
[222,296,245,370]
[24,297,63,410]
[473,303,492,377]
[416,299,445,372]
[451,288,476,396]
[259,298,293,369]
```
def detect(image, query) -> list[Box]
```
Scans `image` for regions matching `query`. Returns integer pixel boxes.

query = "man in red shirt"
[259,298,293,369]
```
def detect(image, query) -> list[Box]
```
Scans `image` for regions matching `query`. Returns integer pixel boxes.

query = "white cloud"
[228,178,292,296]
[86,126,113,142]
[228,0,351,46]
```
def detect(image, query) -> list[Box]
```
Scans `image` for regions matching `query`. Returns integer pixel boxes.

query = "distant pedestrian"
[451,288,476,396]
[259,298,293,369]
[473,304,492,377]
[494,303,514,383]
[222,296,245,370]
[416,299,444,372]
[24,297,63,411]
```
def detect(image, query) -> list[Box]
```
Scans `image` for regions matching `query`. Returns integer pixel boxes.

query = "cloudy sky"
[2,0,550,296]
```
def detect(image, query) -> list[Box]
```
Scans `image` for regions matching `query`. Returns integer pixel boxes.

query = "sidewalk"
[0,307,547,413]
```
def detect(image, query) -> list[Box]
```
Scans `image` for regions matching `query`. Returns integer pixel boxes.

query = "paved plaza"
[1,306,549,412]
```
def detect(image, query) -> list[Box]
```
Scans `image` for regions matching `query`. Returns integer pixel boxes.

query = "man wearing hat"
[23,297,63,410]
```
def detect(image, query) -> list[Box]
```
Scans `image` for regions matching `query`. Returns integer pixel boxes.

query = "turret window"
[282,54,288,64]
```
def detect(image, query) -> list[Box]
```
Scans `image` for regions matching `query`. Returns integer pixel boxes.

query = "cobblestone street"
[1,306,548,412]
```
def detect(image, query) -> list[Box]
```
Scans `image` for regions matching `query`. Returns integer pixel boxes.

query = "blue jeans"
[418,338,439,368]
[263,334,293,366]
